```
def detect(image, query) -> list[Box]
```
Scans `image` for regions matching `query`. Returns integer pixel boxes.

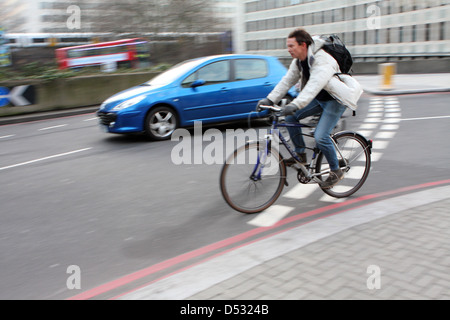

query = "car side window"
[182,61,230,87]
[234,59,268,81]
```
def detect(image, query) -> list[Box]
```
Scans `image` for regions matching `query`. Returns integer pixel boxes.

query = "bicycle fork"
[249,138,271,181]
[250,135,289,187]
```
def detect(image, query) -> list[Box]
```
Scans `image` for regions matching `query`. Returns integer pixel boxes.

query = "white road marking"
[369,151,383,162]
[0,134,15,139]
[345,166,368,180]
[247,205,294,227]
[359,123,378,129]
[38,124,68,131]
[375,131,396,139]
[367,112,383,118]
[364,118,382,123]
[400,115,450,121]
[379,124,399,130]
[385,112,402,118]
[356,130,372,137]
[319,194,346,203]
[283,183,318,199]
[384,118,401,123]
[372,140,390,150]
[0,148,92,171]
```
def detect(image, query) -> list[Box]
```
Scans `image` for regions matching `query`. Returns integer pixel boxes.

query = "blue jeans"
[285,99,346,171]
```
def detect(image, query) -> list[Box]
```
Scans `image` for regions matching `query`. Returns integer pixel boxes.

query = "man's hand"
[256,98,273,112]
[282,103,298,116]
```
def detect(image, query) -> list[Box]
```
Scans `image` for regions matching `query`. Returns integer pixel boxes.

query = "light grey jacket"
[267,36,362,111]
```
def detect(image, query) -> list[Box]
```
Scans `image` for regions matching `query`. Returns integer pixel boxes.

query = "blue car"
[97,54,297,140]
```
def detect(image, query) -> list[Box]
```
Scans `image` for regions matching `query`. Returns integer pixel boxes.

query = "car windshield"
[144,58,207,86]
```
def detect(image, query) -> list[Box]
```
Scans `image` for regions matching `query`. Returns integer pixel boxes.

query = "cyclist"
[258,28,354,189]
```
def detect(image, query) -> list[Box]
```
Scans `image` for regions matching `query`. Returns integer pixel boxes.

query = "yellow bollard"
[379,63,396,90]
[48,37,57,47]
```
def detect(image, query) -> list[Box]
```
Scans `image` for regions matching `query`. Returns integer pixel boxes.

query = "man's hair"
[288,28,313,47]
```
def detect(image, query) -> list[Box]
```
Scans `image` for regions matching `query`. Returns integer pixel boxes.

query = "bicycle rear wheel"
[220,142,286,214]
[316,132,371,198]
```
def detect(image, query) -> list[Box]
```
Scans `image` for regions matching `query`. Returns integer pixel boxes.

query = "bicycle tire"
[220,142,286,214]
[316,131,371,198]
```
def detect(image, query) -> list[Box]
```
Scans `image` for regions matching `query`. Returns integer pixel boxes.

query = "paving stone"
[187,197,450,300]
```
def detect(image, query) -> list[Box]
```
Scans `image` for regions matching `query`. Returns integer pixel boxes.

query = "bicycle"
[220,105,372,214]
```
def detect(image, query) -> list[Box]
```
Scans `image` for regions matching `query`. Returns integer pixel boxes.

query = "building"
[0,0,236,66]
[235,0,450,65]
[0,0,236,34]
[0,0,35,33]
[208,0,237,32]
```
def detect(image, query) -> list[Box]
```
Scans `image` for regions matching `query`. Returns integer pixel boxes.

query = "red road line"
[68,179,450,300]
[111,197,384,300]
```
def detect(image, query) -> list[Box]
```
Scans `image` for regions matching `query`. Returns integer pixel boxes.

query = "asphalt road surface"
[0,92,448,299]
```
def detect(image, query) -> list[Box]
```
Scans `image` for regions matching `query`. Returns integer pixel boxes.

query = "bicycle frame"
[264,115,345,184]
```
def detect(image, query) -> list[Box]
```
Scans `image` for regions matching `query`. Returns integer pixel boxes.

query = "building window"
[295,14,303,26]
[439,22,445,41]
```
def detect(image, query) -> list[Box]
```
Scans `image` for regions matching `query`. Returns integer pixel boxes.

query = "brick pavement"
[189,197,450,300]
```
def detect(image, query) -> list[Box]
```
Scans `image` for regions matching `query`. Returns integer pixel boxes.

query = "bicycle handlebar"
[258,105,282,112]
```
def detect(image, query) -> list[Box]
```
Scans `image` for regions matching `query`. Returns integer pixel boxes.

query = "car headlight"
[112,95,146,111]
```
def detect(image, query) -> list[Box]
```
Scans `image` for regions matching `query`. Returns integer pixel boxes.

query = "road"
[0,92,449,299]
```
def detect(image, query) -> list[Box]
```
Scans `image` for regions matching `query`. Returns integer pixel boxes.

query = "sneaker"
[321,168,344,189]
[284,152,307,167]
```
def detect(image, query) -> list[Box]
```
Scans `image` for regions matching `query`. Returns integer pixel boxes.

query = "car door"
[178,60,233,123]
[230,58,274,115]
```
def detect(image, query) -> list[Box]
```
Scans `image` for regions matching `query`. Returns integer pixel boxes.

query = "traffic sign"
[0,85,35,107]
[0,86,10,107]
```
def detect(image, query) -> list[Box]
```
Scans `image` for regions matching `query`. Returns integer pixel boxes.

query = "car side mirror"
[191,79,206,88]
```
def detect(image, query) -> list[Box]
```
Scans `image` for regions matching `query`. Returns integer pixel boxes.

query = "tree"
[92,0,216,35]
[0,0,28,32]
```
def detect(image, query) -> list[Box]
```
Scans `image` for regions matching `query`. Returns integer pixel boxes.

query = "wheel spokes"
[150,111,175,137]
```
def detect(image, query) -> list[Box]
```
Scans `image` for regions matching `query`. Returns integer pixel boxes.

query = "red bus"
[55,38,150,70]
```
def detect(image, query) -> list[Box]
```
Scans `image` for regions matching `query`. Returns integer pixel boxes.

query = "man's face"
[287,37,308,61]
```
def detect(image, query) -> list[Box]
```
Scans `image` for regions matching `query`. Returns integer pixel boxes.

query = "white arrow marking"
[9,85,31,106]
[0,85,31,106]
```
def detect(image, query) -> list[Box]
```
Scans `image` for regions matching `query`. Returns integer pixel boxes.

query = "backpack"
[320,34,353,74]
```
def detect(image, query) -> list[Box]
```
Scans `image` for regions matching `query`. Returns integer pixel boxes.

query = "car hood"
[99,83,167,111]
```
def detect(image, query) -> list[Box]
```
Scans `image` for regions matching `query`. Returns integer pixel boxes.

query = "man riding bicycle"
[257,28,359,189]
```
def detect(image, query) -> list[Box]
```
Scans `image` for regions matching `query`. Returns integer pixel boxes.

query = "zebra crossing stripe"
[283,183,318,199]
[247,205,294,227]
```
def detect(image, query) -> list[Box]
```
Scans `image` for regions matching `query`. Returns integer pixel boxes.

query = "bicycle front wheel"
[220,142,286,214]
[316,132,371,198]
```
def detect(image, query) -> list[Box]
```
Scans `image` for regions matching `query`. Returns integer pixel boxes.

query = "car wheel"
[144,106,178,140]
